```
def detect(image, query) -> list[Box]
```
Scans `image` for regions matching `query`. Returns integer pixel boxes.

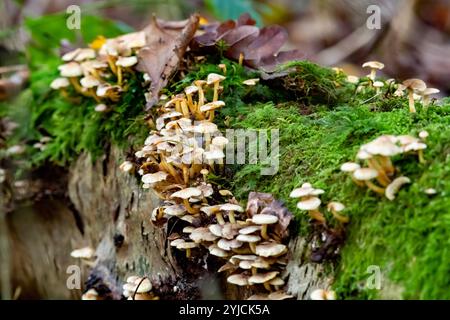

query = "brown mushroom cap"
[402,78,427,91]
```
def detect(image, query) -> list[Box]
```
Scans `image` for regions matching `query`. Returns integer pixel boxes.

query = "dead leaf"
[136,14,199,110]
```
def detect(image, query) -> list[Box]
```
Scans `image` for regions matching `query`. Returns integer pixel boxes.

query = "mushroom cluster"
[290,183,348,225]
[50,32,146,109]
[122,276,159,300]
[118,73,293,300]
[341,132,428,200]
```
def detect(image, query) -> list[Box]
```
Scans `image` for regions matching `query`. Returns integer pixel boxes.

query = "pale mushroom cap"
[164,204,186,217]
[296,197,321,211]
[356,149,372,160]
[227,274,248,286]
[116,56,138,67]
[50,77,70,89]
[119,161,134,172]
[239,225,261,235]
[170,239,185,247]
[184,85,199,95]
[182,226,195,234]
[74,48,96,61]
[269,277,285,286]
[58,62,83,77]
[200,205,221,216]
[268,291,293,300]
[419,130,429,139]
[327,201,345,212]
[171,187,202,199]
[218,238,243,251]
[220,203,244,212]
[385,176,411,201]
[373,81,384,88]
[404,141,427,152]
[80,76,100,88]
[81,288,99,300]
[126,275,140,284]
[194,121,218,134]
[208,224,223,237]
[176,241,198,249]
[204,149,225,160]
[142,171,168,184]
[70,247,95,259]
[424,188,437,195]
[402,78,427,91]
[255,243,287,257]
[206,73,226,85]
[251,214,278,225]
[361,135,403,157]
[221,223,240,240]
[248,271,279,284]
[209,244,228,257]
[212,136,229,147]
[242,78,260,86]
[362,61,384,70]
[236,234,261,243]
[190,227,218,243]
[134,278,152,293]
[200,100,226,112]
[340,162,361,172]
[94,104,108,112]
[62,48,81,62]
[310,289,326,300]
[353,168,378,181]
[346,75,359,84]
[290,186,314,198]
[422,88,440,95]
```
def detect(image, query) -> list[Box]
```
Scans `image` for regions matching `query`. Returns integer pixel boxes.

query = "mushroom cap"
[251,214,278,225]
[212,136,229,147]
[164,205,186,217]
[340,162,361,173]
[80,75,100,88]
[189,227,218,243]
[353,168,378,181]
[200,101,226,112]
[200,205,221,216]
[422,88,440,95]
[310,289,336,300]
[62,48,81,62]
[235,234,261,243]
[255,242,287,257]
[327,201,345,212]
[296,197,321,211]
[58,62,83,77]
[424,188,437,195]
[184,85,199,95]
[385,176,411,201]
[248,271,279,284]
[126,275,140,284]
[218,238,243,251]
[242,78,260,86]
[116,56,138,67]
[361,135,402,157]
[208,224,223,237]
[290,185,314,198]
[419,130,429,139]
[402,78,427,91]
[346,75,359,84]
[227,274,249,286]
[119,161,134,172]
[176,241,198,249]
[170,239,185,247]
[194,121,218,134]
[268,291,293,300]
[239,225,261,235]
[94,104,108,112]
[222,223,240,239]
[247,294,270,300]
[362,61,384,70]
[206,73,226,85]
[74,48,96,61]
[404,141,427,152]
[209,244,228,257]
[373,81,384,88]
[171,187,202,199]
[182,226,195,234]
[229,254,257,264]
[50,77,70,89]
[269,277,285,286]
[141,171,168,184]
[220,203,244,212]
[81,288,99,300]
[204,149,225,160]
[70,247,95,259]
[356,149,372,160]
[133,278,152,293]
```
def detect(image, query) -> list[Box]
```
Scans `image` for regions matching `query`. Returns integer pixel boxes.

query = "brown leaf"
[136,14,199,110]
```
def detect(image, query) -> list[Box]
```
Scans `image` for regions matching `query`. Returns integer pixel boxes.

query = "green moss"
[229,100,450,299]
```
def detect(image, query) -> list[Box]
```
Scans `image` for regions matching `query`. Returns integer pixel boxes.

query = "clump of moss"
[228,99,450,299]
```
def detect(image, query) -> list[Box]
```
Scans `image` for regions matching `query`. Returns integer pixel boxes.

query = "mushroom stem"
[251,267,257,275]
[260,225,270,240]
[422,96,430,106]
[175,100,182,114]
[107,56,117,75]
[161,158,183,184]
[212,82,220,102]
[208,110,216,122]
[180,100,190,117]
[182,165,189,185]
[228,211,236,224]
[68,77,84,94]
[309,210,326,223]
[331,211,349,224]
[249,243,257,254]
[369,69,376,81]
[263,282,272,292]
[365,181,385,194]
[378,156,395,176]
[418,150,425,163]
[186,248,191,258]
[407,89,416,113]
[367,158,391,187]
[351,176,365,187]
[117,66,122,86]
[197,87,205,107]
[88,88,101,103]
[183,199,198,214]
[186,94,196,114]
[215,212,226,225]
[238,53,244,66]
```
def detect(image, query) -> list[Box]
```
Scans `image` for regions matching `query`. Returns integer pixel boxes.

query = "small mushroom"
[70,247,95,259]
[227,273,249,286]
[248,271,279,291]
[385,176,411,200]
[326,202,349,223]
[421,88,440,106]
[362,61,384,81]
[310,288,336,300]
[119,161,134,173]
[242,78,260,86]
[255,242,287,258]
[115,56,138,85]
[171,187,202,214]
[340,162,363,186]
[219,203,244,224]
[176,240,198,258]
[58,62,84,93]
[251,214,278,240]
[296,197,325,223]
[50,77,70,97]
[402,79,426,113]
[236,234,260,253]
[200,100,225,122]
[206,73,226,102]
[353,168,385,194]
